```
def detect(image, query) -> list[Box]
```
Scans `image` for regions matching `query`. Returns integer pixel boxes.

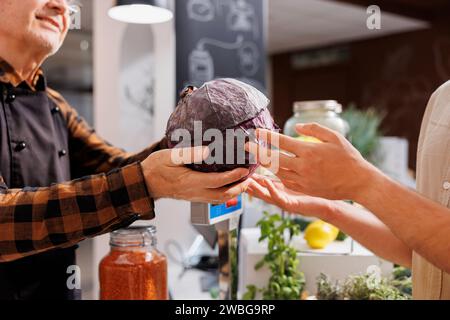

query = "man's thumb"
[168,146,209,166]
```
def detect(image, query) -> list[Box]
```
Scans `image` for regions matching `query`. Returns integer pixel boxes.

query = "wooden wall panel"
[271,26,450,169]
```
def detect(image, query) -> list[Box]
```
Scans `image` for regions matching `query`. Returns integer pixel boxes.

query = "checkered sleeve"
[0,163,154,262]
[46,88,168,178]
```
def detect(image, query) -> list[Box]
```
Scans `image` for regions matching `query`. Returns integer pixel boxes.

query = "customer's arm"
[47,88,165,178]
[354,168,450,273]
[247,124,450,273]
[248,176,412,267]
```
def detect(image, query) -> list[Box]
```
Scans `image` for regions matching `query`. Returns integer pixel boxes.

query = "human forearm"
[354,167,450,273]
[324,201,412,267]
[0,163,154,262]
[247,175,412,267]
[121,137,168,167]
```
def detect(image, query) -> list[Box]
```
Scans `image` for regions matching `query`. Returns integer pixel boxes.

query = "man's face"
[0,0,71,56]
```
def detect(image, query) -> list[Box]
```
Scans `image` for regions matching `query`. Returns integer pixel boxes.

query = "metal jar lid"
[110,225,157,248]
[293,100,343,113]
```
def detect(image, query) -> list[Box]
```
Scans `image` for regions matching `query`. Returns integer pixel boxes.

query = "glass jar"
[99,226,168,300]
[283,100,349,137]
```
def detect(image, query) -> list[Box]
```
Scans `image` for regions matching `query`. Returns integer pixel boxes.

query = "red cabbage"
[166,78,278,174]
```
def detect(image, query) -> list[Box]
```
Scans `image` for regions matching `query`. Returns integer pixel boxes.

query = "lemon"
[295,135,322,143]
[304,220,339,249]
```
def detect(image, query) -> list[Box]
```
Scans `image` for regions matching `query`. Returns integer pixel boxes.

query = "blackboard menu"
[175,0,267,97]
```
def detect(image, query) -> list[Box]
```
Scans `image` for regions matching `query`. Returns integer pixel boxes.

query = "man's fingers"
[202,168,250,188]
[167,146,209,166]
[185,167,249,189]
[255,129,306,157]
[295,123,340,143]
[208,179,252,204]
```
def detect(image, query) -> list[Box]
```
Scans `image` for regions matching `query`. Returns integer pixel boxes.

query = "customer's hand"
[247,174,337,220]
[246,123,376,201]
[141,146,251,204]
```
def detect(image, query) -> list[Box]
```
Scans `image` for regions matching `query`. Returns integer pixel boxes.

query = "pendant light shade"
[108,0,173,24]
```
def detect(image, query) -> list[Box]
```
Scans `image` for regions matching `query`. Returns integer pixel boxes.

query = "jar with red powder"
[99,226,168,300]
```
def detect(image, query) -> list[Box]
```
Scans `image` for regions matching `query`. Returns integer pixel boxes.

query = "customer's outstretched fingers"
[295,123,340,144]
[275,167,300,182]
[255,129,306,157]
[245,141,296,169]
[281,179,304,194]
[247,179,275,205]
[264,178,289,204]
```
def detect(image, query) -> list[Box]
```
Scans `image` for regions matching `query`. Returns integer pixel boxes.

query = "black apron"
[0,80,81,300]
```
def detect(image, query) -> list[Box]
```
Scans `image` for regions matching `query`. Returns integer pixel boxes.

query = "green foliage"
[291,217,310,232]
[230,228,239,300]
[244,212,305,300]
[316,274,340,300]
[209,287,220,300]
[342,273,407,300]
[242,285,257,300]
[336,230,348,241]
[342,105,385,164]
[391,267,412,297]
[316,268,412,300]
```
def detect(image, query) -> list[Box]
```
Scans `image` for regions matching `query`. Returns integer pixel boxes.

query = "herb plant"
[316,267,412,300]
[243,212,305,300]
[342,105,385,165]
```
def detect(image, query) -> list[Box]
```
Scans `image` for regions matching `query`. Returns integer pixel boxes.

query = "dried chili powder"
[99,226,168,300]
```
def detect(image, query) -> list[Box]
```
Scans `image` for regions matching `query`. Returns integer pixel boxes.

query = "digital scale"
[191,195,243,226]
[191,194,244,300]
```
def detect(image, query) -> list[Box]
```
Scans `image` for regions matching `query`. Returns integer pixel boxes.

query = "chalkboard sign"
[175,0,267,97]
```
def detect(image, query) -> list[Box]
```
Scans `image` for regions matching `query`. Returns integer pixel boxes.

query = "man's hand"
[246,123,377,201]
[247,174,337,220]
[141,146,251,204]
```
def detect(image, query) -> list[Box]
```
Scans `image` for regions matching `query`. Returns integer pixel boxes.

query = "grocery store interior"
[49,0,450,300]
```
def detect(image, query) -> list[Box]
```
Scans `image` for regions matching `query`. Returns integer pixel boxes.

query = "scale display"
[209,196,242,220]
[191,194,243,225]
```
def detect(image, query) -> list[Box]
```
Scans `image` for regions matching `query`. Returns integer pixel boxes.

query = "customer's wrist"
[351,162,386,206]
[320,200,346,224]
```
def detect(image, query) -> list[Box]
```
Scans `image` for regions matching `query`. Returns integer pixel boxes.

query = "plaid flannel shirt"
[0,59,165,262]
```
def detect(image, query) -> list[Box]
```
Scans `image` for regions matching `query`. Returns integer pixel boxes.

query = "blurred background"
[44,0,450,299]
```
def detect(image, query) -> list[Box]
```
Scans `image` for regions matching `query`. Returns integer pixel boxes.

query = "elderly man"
[247,80,450,300]
[0,0,250,300]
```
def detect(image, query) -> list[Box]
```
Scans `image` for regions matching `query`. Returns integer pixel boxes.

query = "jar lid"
[110,225,157,248]
[293,100,342,113]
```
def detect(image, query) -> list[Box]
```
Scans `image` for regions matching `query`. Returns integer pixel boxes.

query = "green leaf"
[255,259,265,270]
[242,285,257,300]
[250,212,306,300]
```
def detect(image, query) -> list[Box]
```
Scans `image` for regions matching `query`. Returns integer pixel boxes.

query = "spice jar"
[99,226,168,300]
[283,100,349,137]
